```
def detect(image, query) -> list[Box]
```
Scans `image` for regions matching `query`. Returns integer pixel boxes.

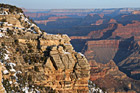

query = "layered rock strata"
[0,4,90,93]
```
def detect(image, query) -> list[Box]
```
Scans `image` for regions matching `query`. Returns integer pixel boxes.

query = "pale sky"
[0,0,140,9]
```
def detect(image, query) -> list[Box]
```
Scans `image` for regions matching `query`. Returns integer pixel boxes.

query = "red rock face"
[89,13,104,18]
[86,40,120,49]
[70,20,140,40]
[131,71,140,75]
[34,20,54,25]
[132,11,140,14]
[70,23,116,40]
[70,36,90,39]
[69,19,140,92]
[79,14,107,26]
[83,40,120,64]
[112,21,140,38]
[34,16,69,25]
[48,16,68,20]
[91,19,104,25]
[89,60,125,81]
[89,60,139,93]
[89,24,116,38]
[109,19,117,24]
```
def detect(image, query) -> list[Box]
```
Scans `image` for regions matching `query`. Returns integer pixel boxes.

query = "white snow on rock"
[6,23,13,26]
[0,33,5,37]
[8,63,16,67]
[16,71,22,74]
[24,18,28,22]
[0,11,8,15]
[64,51,70,54]
[4,54,9,60]
[10,68,16,72]
[78,52,85,57]
[35,89,40,93]
[22,87,29,93]
[8,63,16,73]
[19,13,23,15]
[31,24,35,27]
[3,70,9,74]
[88,80,106,93]
[9,81,12,84]
[64,43,71,46]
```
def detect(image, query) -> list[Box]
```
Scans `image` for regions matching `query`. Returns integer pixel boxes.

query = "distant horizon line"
[24,7,140,10]
[1,3,140,10]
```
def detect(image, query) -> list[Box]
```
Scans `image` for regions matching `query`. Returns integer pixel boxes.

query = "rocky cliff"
[0,4,90,93]
[89,60,138,93]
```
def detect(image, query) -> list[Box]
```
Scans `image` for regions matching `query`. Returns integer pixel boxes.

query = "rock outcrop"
[0,4,90,93]
[0,63,5,93]
[89,60,139,93]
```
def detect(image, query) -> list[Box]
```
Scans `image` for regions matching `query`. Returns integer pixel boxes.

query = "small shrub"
[23,56,29,63]
[1,43,5,46]
[34,66,39,72]
[27,43,33,49]
[14,40,19,45]
[7,29,13,36]
[28,49,34,53]
[2,79,12,92]
[28,75,32,81]
[1,19,6,22]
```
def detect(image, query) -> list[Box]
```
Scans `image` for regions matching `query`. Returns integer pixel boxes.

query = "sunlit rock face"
[0,4,90,93]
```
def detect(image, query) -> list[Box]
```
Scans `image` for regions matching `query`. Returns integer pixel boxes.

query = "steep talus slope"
[0,4,90,93]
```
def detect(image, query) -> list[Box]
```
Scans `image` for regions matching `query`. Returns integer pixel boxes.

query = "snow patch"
[3,70,9,74]
[9,81,12,84]
[88,80,106,93]
[6,23,13,26]
[10,68,16,72]
[19,13,23,15]
[0,11,8,15]
[64,52,70,54]
[22,87,29,93]
[16,71,22,74]
[4,54,9,60]
[8,63,16,67]
[8,63,16,73]
[62,50,70,54]
[35,89,40,93]
[78,52,84,57]
[0,33,5,37]
[64,43,71,46]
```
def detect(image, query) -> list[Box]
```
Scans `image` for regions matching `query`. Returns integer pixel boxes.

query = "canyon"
[0,4,91,93]
[25,8,140,92]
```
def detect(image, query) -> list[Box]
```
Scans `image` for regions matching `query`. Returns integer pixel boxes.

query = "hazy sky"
[0,0,140,9]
